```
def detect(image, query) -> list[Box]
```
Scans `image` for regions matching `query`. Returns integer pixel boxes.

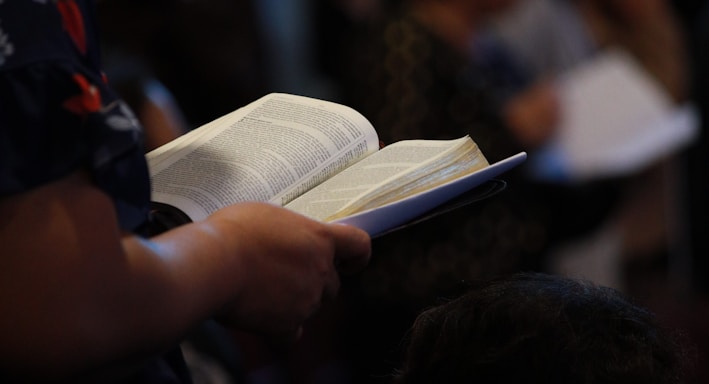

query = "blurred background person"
[487,0,694,291]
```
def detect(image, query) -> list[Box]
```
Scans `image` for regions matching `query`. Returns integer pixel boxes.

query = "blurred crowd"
[96,0,709,383]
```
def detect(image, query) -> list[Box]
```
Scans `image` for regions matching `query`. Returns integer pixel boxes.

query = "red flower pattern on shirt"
[62,73,102,116]
[56,0,86,55]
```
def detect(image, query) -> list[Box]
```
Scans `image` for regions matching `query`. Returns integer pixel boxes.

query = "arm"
[0,171,370,381]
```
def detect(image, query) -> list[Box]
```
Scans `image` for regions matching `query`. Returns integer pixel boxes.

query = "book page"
[333,152,527,236]
[284,137,488,221]
[147,93,380,221]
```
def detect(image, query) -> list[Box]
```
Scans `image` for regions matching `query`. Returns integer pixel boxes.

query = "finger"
[328,223,371,274]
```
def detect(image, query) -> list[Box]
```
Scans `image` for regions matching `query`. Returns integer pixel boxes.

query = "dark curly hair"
[393,272,688,384]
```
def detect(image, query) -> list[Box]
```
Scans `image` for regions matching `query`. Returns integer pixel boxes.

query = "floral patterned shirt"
[0,0,150,231]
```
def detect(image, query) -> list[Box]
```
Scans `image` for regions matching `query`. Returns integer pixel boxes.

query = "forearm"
[118,221,243,344]
[0,174,243,379]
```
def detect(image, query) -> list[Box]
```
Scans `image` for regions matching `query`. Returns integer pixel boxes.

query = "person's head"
[393,272,687,384]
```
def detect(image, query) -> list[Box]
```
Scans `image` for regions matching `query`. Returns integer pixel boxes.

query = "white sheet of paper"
[528,49,699,182]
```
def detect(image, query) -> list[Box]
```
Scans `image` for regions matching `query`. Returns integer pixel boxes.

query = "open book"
[147,93,526,236]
